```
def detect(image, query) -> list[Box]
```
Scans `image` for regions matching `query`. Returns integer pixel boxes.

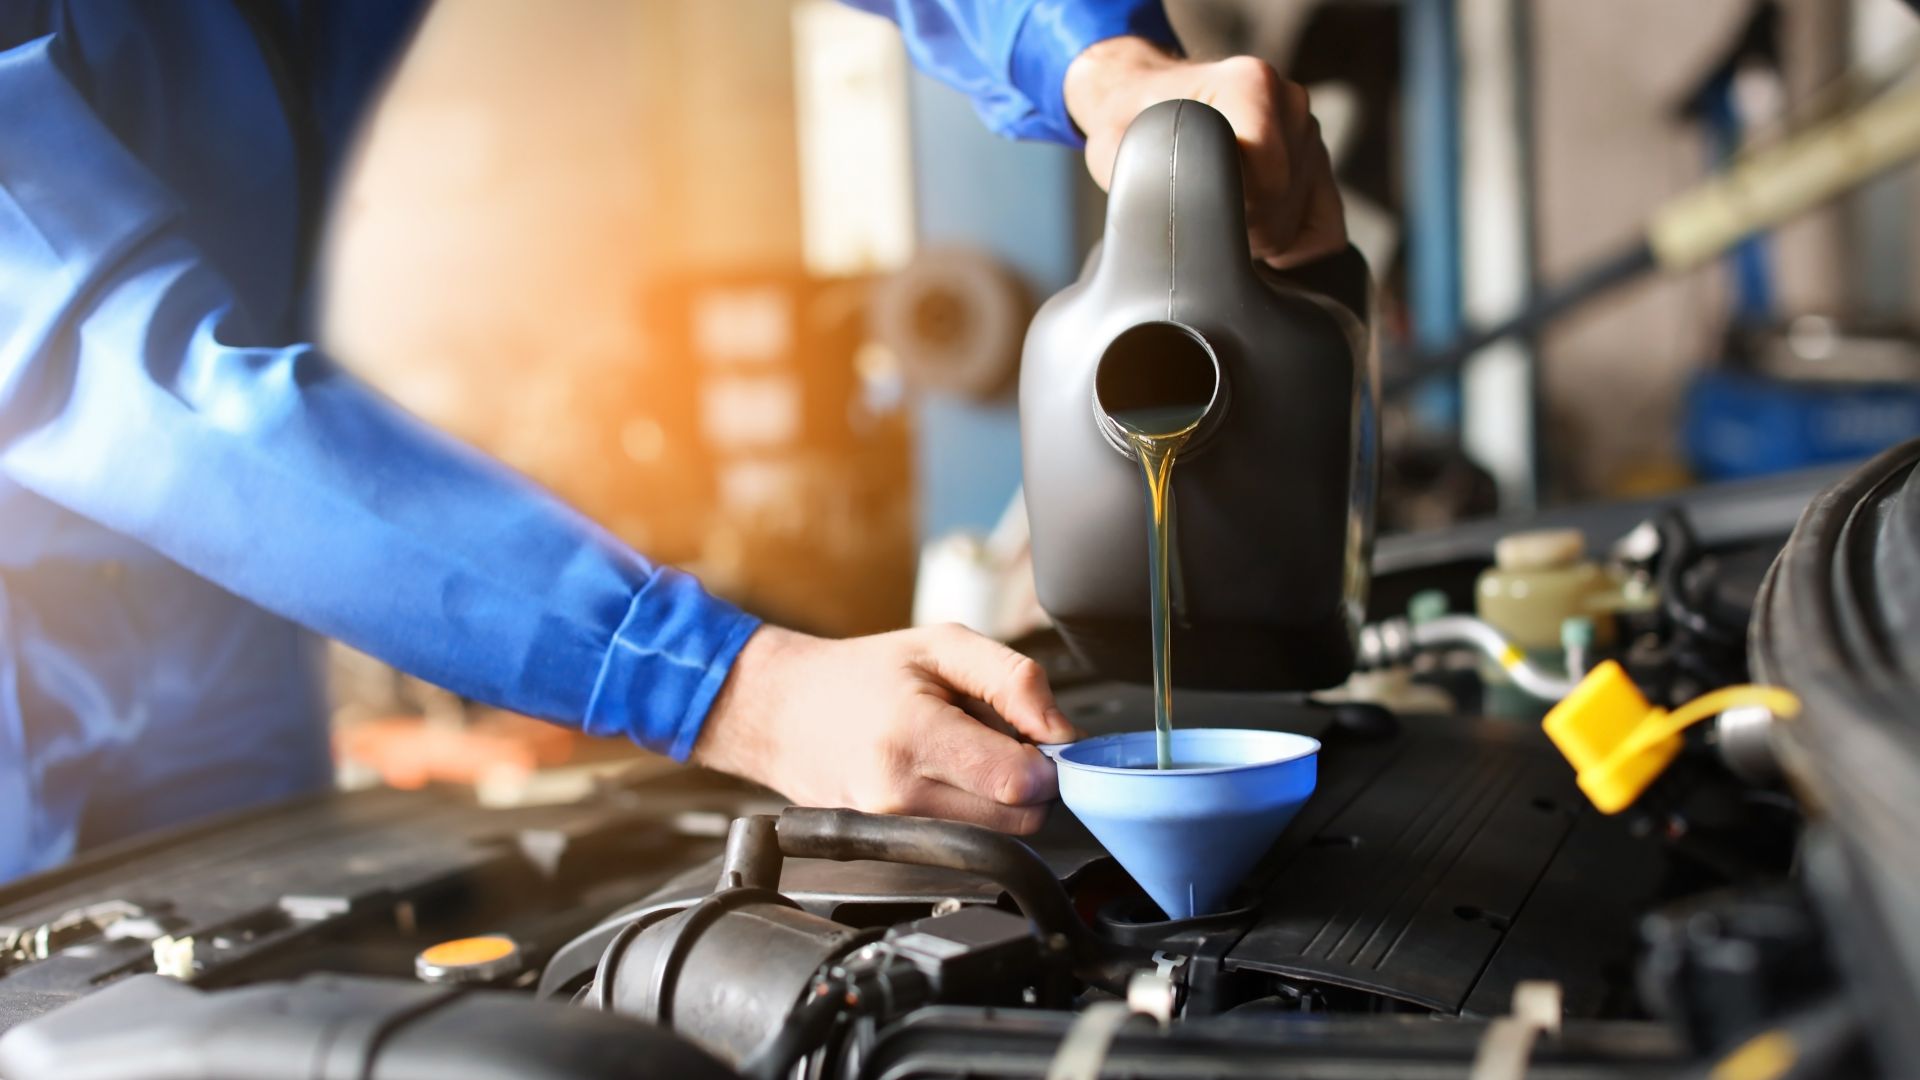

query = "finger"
[1228,99,1290,204]
[958,696,1088,747]
[1263,184,1348,268]
[1262,136,1348,269]
[912,625,1077,743]
[1208,75,1314,260]
[910,703,1061,806]
[955,695,1019,738]
[892,777,1050,835]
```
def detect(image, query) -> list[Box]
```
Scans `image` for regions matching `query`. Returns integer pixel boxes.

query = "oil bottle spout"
[1091,320,1227,454]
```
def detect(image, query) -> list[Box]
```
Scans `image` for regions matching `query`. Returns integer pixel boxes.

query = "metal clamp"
[1045,969,1179,1080]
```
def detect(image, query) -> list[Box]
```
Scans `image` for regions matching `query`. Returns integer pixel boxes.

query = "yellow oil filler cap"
[415,933,522,985]
[1543,660,1801,814]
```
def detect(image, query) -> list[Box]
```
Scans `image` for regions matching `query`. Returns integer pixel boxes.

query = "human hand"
[690,624,1083,834]
[1062,36,1347,270]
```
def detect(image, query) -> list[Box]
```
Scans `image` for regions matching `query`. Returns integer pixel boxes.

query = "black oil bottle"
[1020,99,1376,691]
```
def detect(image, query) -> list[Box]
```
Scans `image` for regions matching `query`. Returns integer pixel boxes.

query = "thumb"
[910,625,1080,744]
[1083,129,1121,191]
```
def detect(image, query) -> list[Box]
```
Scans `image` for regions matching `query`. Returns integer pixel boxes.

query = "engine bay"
[1,456,1914,1079]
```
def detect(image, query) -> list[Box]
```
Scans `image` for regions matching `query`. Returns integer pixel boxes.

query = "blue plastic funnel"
[1046,728,1319,920]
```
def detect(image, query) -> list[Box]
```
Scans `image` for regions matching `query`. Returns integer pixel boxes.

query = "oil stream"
[1112,403,1209,769]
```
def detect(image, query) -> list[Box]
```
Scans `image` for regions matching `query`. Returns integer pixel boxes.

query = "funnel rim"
[1050,727,1320,776]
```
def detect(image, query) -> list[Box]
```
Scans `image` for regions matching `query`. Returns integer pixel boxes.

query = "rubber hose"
[1408,615,1578,701]
[774,807,1147,992]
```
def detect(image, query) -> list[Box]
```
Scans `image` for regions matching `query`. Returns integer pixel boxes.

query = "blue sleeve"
[0,35,759,762]
[843,0,1179,146]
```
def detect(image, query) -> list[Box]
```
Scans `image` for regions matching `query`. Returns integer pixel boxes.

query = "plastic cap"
[416,934,522,984]
[1407,589,1451,625]
[1494,528,1587,572]
[1541,661,1681,814]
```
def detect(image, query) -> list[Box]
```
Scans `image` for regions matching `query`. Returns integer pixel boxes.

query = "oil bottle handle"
[1096,99,1251,299]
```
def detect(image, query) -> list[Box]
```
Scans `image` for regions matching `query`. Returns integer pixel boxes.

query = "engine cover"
[551,685,1665,1018]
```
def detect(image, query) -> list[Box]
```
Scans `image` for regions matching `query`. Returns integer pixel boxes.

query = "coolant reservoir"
[1476,528,1615,650]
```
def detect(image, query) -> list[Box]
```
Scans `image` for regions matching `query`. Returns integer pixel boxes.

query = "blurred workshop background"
[315,0,1920,799]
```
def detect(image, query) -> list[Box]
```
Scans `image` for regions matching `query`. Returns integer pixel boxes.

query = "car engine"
[2,445,1917,1079]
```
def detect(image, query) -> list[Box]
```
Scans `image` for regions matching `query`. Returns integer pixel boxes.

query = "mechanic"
[0,1,1345,882]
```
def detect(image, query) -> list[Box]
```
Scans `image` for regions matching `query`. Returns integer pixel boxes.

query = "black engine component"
[594,811,1064,1070]
[1752,437,1920,1070]
[1637,885,1837,1054]
[849,1007,1686,1079]
[881,904,1049,1002]
[744,906,1051,1080]
[551,693,1675,1028]
[0,773,749,1034]
[0,972,735,1080]
[772,806,1149,991]
[598,884,874,1064]
[581,792,1681,1076]
[8,449,1918,1078]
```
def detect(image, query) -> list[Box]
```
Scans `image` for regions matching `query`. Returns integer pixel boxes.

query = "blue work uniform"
[0,0,1176,882]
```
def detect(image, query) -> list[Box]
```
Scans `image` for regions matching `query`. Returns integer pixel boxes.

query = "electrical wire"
[739,976,853,1080]
[1631,507,1755,704]
[1654,511,1744,649]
